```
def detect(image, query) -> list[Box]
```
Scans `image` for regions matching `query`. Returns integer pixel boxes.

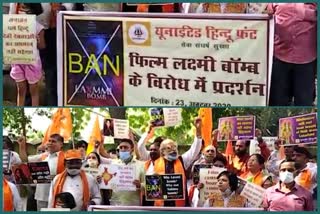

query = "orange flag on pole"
[225,140,234,157]
[42,108,73,145]
[86,116,102,155]
[198,108,213,147]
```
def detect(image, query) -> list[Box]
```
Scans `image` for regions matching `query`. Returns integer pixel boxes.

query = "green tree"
[3,108,31,137]
[126,107,200,145]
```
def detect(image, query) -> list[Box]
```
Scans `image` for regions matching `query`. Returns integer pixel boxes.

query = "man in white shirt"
[138,118,203,173]
[108,139,145,206]
[48,150,101,210]
[18,134,66,210]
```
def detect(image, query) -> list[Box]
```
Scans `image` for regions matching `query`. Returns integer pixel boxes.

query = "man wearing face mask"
[149,118,203,207]
[18,134,66,211]
[188,145,217,206]
[48,150,101,210]
[262,160,314,211]
[109,139,145,206]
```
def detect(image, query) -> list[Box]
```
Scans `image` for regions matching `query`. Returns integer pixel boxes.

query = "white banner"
[57,12,274,106]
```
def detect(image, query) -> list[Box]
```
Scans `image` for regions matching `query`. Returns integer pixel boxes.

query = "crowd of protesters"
[3,2,317,106]
[3,117,317,211]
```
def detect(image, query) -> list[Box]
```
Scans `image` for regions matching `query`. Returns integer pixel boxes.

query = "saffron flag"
[42,108,73,144]
[87,116,102,155]
[198,108,213,147]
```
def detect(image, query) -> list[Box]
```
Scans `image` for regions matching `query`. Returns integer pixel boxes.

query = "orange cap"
[64,149,82,160]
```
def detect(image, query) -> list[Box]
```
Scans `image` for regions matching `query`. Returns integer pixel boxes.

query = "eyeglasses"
[206,150,215,153]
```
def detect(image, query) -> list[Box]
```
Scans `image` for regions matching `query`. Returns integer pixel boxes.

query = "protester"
[240,154,268,186]
[3,178,22,211]
[202,171,246,207]
[3,136,22,166]
[226,136,270,176]
[107,139,145,206]
[149,118,203,207]
[75,140,88,161]
[9,3,45,106]
[268,3,317,106]
[188,145,217,202]
[262,160,314,211]
[292,146,317,193]
[190,154,228,207]
[18,134,65,211]
[54,192,76,209]
[48,150,101,210]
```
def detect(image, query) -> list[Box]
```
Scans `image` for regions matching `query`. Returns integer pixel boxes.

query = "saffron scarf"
[52,170,90,210]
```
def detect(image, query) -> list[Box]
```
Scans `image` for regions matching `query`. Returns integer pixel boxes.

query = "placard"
[239,180,265,207]
[58,12,274,106]
[27,162,51,183]
[11,163,33,184]
[98,164,136,191]
[279,113,317,144]
[198,166,225,205]
[218,116,255,141]
[3,14,37,64]
[145,174,184,201]
[113,119,130,139]
[150,108,182,127]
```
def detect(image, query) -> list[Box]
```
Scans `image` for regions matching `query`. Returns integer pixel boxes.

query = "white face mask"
[87,159,98,168]
[279,171,294,184]
[67,168,80,176]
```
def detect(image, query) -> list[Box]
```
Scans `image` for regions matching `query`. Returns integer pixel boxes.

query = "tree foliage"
[4,107,314,145]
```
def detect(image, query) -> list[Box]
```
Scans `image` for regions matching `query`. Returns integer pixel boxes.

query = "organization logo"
[126,22,151,46]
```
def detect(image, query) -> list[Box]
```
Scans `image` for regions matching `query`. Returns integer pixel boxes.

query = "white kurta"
[48,172,101,211]
[109,158,145,206]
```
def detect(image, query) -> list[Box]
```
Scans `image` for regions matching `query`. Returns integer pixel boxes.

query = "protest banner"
[145,174,184,201]
[98,163,136,191]
[279,113,317,144]
[3,14,37,64]
[199,166,225,206]
[239,179,265,207]
[218,115,255,141]
[150,108,182,127]
[57,12,273,106]
[192,164,213,184]
[11,163,33,184]
[27,162,51,184]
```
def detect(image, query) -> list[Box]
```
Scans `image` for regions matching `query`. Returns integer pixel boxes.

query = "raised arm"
[182,118,203,169]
